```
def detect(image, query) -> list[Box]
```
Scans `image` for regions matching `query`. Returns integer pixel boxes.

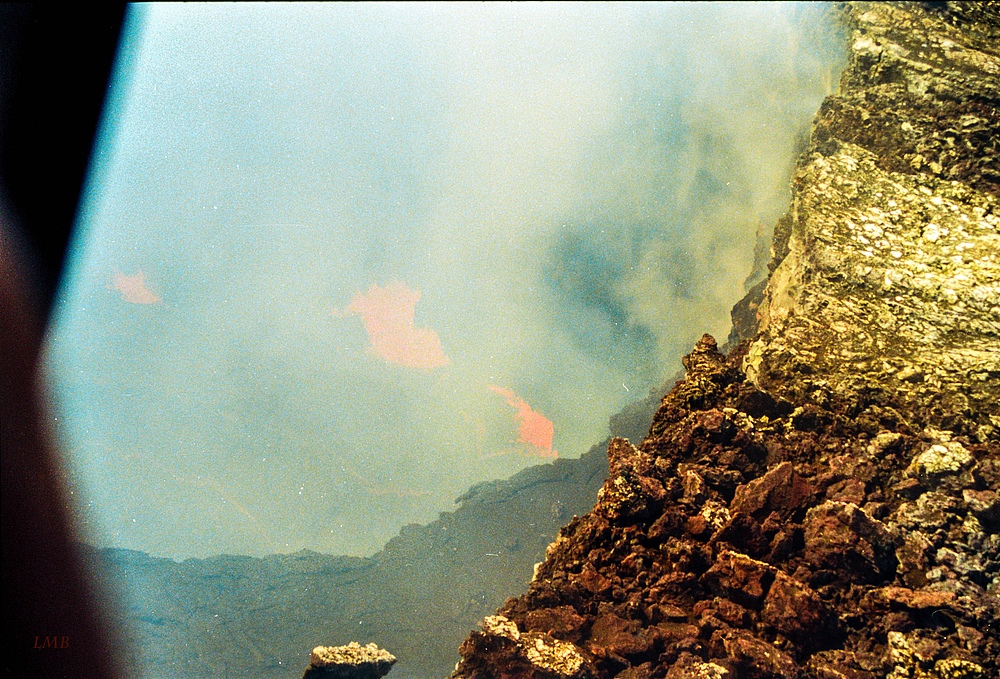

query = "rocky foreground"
[451,3,1000,679]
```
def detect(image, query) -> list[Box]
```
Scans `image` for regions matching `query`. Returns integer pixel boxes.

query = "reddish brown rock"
[762,571,841,650]
[574,567,612,596]
[614,662,653,679]
[701,551,776,609]
[802,501,896,584]
[647,604,689,624]
[870,586,957,611]
[525,606,591,643]
[712,513,770,558]
[711,629,799,679]
[586,611,655,659]
[450,5,1000,677]
[685,514,710,538]
[607,438,656,478]
[679,466,707,503]
[711,597,752,629]
[963,489,999,526]
[895,532,934,588]
[647,509,685,543]
[730,462,815,520]
[825,477,867,505]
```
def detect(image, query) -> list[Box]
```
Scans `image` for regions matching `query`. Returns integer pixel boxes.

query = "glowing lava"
[111,270,161,304]
[489,385,556,458]
[336,281,449,370]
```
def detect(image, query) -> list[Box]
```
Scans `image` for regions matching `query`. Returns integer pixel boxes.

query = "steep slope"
[451,3,999,678]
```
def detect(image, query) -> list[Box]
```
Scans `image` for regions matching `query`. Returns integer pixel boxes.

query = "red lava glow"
[335,281,449,370]
[489,385,557,458]
[111,270,161,304]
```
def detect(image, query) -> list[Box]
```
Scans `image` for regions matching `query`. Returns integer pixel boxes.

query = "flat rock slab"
[303,642,397,679]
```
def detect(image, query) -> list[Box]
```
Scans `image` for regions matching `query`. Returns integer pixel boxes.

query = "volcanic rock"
[802,500,896,584]
[303,642,396,679]
[451,3,1000,678]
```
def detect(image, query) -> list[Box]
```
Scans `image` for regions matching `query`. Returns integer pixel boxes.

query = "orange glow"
[489,385,556,458]
[111,270,161,304]
[336,281,449,370]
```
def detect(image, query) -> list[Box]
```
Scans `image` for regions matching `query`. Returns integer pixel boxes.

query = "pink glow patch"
[489,385,556,458]
[336,281,449,370]
[111,270,161,304]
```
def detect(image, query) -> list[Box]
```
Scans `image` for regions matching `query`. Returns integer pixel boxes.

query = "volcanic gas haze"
[44,3,845,559]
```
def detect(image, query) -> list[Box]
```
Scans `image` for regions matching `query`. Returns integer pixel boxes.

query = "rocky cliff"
[450,3,1000,678]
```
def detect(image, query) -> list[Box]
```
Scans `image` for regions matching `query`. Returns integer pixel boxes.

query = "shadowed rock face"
[451,3,1000,678]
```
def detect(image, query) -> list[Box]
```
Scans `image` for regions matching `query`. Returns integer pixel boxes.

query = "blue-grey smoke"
[43,2,845,559]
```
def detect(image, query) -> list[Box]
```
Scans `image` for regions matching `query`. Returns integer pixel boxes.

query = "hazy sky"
[44,2,844,559]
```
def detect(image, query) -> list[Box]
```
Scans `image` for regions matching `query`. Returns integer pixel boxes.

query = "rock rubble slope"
[450,3,1000,679]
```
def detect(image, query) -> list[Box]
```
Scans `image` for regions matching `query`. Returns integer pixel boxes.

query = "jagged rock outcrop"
[451,3,999,678]
[745,0,1000,426]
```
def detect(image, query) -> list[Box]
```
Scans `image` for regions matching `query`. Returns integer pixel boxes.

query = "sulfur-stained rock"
[909,442,974,478]
[663,654,731,679]
[894,492,958,532]
[934,658,985,679]
[886,630,945,674]
[806,651,876,679]
[597,440,666,524]
[522,633,592,678]
[453,615,596,679]
[744,1,1000,428]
